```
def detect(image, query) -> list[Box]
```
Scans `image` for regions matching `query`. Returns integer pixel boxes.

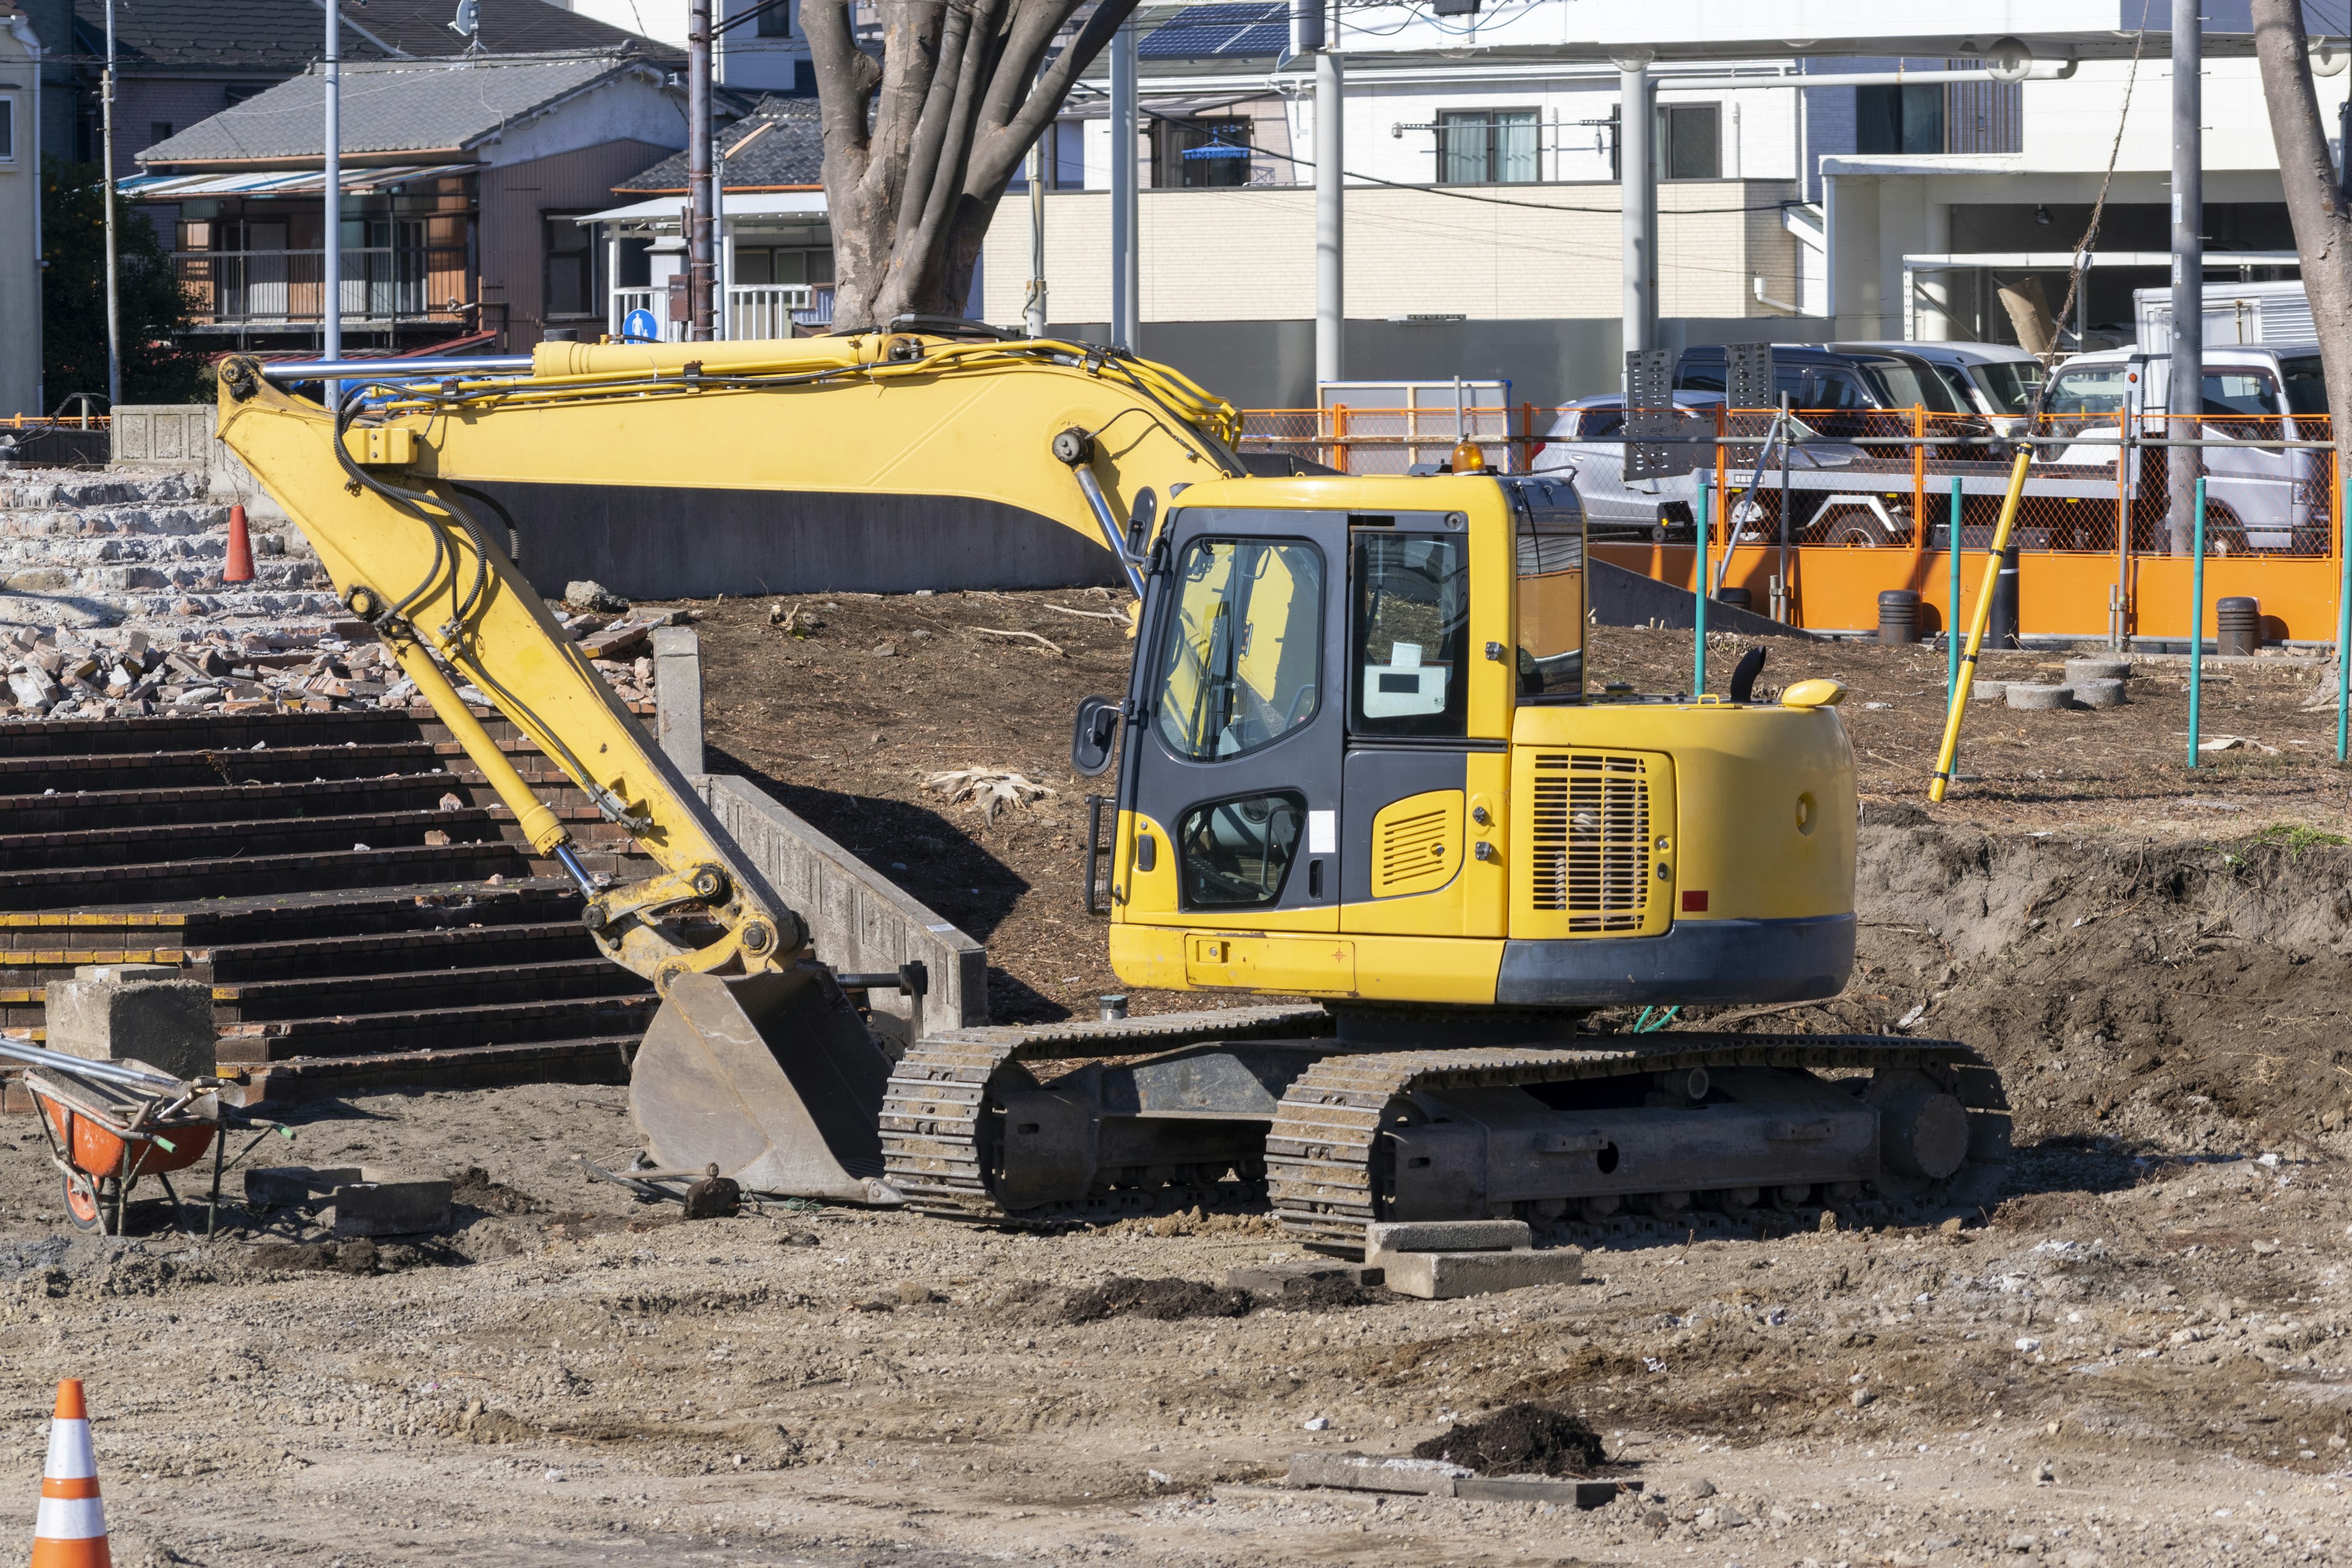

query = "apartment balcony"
[171,247,473,330]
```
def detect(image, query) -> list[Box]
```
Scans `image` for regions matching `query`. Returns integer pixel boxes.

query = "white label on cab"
[1308,809,1336,855]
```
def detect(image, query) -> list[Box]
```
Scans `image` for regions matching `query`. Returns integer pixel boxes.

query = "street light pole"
[102,0,118,408]
[323,1,342,399]
[687,0,715,342]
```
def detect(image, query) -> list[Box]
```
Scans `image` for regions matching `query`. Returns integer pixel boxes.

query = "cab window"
[1152,538,1324,762]
[1351,531,1468,736]
[1515,505,1583,700]
[1176,791,1306,908]
[2046,365,2132,416]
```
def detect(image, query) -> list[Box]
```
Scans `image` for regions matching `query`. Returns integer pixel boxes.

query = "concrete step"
[0,473,209,510]
[0,505,229,539]
[0,774,609,834]
[232,1035,639,1104]
[211,957,649,1024]
[0,801,639,874]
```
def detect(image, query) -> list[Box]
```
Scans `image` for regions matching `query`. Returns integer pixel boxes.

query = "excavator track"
[1267,1033,2010,1248]
[879,1005,1334,1221]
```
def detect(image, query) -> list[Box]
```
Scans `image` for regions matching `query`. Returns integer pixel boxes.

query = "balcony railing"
[172,247,471,328]
[609,284,835,342]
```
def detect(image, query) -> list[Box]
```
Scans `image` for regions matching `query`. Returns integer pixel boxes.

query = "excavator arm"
[211,333,1244,1199]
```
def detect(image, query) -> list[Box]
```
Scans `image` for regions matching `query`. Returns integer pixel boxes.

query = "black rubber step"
[0,802,639,874]
[217,993,662,1062]
[234,1035,639,1103]
[200,919,603,982]
[0,774,608,834]
[211,957,649,1023]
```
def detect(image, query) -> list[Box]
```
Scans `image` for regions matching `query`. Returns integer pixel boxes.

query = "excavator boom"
[211,333,1245,1200]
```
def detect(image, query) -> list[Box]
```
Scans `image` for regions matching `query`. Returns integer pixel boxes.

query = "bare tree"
[807,1,1142,332]
[2253,2,2352,477]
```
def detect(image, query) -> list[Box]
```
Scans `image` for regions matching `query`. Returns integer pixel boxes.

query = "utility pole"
[1618,52,1656,358]
[323,0,341,398]
[687,0,715,342]
[1313,2,1343,386]
[1110,18,1139,352]
[101,0,118,408]
[1024,129,1049,337]
[2168,0,2203,557]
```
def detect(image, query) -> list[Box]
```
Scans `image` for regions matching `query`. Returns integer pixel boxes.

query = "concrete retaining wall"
[111,404,294,530]
[698,773,987,1035]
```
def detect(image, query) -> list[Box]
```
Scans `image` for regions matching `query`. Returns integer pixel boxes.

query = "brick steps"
[0,704,663,1101]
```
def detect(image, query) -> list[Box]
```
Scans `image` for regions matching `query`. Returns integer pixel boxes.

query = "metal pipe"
[1948,475,1963,696]
[688,0,715,342]
[262,356,533,380]
[0,1039,189,1091]
[2189,475,2207,764]
[2340,480,2351,762]
[1692,472,1708,695]
[1071,463,1148,597]
[102,0,119,409]
[1110,20,1139,352]
[552,842,599,899]
[2169,0,2203,557]
[1315,13,1344,384]
[323,0,341,400]
[1025,83,1050,339]
[1619,57,1654,355]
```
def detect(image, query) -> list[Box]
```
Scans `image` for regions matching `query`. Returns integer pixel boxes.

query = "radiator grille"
[1529,751,1655,931]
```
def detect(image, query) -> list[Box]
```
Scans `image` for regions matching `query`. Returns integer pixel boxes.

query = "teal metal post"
[2337,482,2350,763]
[1694,474,1709,696]
[2188,477,2206,769]
[1947,476,1964,696]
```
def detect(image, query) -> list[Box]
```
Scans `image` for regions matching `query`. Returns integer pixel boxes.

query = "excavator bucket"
[629,965,902,1205]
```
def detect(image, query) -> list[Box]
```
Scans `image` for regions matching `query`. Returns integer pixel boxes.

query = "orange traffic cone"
[31,1379,108,1568]
[222,503,255,584]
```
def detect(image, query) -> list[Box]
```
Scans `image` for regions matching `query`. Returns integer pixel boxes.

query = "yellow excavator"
[213,330,2007,1246]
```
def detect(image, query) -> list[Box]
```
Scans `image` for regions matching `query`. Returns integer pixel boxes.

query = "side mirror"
[1071,695,1120,776]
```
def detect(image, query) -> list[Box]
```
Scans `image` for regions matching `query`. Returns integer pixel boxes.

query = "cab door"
[1120,508,1350,945]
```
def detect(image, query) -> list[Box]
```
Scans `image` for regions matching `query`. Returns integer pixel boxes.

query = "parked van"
[1832,341,2046,431]
[1674,344,1989,439]
[2040,342,2329,552]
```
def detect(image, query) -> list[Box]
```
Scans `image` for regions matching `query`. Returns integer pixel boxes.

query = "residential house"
[971,2,2336,406]
[584,92,834,340]
[550,0,812,93]
[18,1,665,186]
[125,51,692,354]
[1,6,39,415]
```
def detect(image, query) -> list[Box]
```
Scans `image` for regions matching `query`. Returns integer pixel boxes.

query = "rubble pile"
[0,599,692,723]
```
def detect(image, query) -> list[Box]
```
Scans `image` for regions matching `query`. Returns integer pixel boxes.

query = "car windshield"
[1864,358,1967,413]
[1969,360,2046,415]
[2045,364,2130,416]
[2279,355,2328,415]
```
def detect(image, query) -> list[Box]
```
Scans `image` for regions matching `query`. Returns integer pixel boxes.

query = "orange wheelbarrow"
[25,1066,222,1236]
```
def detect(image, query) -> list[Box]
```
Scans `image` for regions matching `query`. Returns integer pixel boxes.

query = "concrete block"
[1226,1260,1385,1294]
[331,1177,454,1237]
[44,967,216,1081]
[1364,1219,1529,1257]
[1378,1246,1586,1300]
[1969,679,2010,702]
[652,625,704,774]
[1286,1452,1468,1496]
[2064,657,2132,684]
[2071,677,2127,709]
[1457,1476,1638,1508]
[244,1165,363,1209]
[2005,682,2074,710]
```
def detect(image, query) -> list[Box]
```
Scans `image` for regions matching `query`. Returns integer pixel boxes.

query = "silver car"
[1531,393,1870,543]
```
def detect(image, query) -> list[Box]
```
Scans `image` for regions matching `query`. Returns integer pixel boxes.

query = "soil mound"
[1060,1276,1253,1324]
[448,1166,540,1215]
[1411,1403,1608,1476]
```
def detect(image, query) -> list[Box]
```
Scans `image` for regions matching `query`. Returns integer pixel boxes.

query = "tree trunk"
[2253,2,2352,506]
[807,0,1142,334]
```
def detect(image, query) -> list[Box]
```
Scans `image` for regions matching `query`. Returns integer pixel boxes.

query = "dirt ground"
[6,597,2352,1566]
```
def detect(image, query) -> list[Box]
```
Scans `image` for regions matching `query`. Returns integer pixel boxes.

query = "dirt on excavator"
[0,600,2344,1566]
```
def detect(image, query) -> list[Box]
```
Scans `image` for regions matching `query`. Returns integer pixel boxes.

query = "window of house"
[1154,117,1252,189]
[0,97,13,162]
[1657,104,1720,180]
[149,121,174,146]
[617,236,652,289]
[755,0,793,36]
[543,216,597,319]
[1855,84,1945,155]
[1437,108,1537,184]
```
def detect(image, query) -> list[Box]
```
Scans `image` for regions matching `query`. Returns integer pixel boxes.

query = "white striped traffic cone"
[31,1379,108,1568]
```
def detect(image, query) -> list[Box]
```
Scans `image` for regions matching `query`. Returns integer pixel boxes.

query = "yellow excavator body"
[212,333,2006,1243]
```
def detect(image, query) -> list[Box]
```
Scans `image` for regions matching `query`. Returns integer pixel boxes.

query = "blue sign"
[621,308,661,344]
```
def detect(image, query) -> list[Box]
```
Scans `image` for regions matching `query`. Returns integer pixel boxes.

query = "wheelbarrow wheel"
[61,1170,104,1233]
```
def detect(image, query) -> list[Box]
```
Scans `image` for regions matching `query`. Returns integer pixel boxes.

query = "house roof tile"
[615,94,822,192]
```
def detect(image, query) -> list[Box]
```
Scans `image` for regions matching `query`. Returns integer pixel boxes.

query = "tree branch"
[893,0,993,250]
[804,0,880,167]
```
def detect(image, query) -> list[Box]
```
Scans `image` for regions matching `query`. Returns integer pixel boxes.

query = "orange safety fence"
[1235,404,2351,643]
